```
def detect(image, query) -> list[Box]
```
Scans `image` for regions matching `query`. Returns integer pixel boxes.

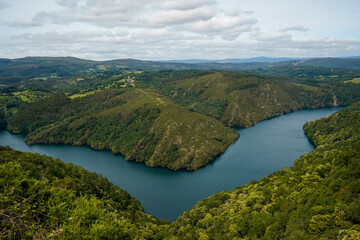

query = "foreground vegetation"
[0,146,161,239]
[1,102,359,239]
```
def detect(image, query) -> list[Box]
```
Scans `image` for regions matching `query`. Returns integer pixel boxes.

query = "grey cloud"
[2,1,359,60]
[44,2,218,28]
[145,7,215,27]
[11,30,131,44]
[181,15,257,40]
[159,0,215,10]
[43,0,153,27]
[48,11,130,28]
[3,34,360,60]
[56,0,78,8]
[224,9,254,17]
[256,32,292,41]
[132,29,203,45]
[280,25,309,32]
[12,0,218,29]
[0,0,7,10]
[56,0,146,10]
[8,12,47,28]
[249,38,360,57]
[10,27,196,47]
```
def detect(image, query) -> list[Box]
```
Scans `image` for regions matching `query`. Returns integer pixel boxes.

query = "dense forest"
[0,146,162,239]
[1,102,359,239]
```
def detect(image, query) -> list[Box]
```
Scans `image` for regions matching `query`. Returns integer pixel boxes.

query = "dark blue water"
[0,107,342,221]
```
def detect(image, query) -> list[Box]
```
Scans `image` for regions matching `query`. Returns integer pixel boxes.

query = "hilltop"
[6,88,238,170]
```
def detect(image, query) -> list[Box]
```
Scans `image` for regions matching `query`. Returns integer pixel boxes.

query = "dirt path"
[136,89,164,104]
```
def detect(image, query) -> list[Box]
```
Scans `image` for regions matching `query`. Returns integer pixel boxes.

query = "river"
[0,107,342,221]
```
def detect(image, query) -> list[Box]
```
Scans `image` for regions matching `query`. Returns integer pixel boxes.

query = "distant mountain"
[162,57,304,64]
[297,58,360,69]
[1,56,360,85]
[344,56,360,59]
[217,57,303,63]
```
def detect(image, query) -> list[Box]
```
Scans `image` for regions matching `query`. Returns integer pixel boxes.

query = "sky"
[0,0,359,60]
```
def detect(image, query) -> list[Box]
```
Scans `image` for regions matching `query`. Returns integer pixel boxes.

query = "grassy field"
[69,90,97,99]
[345,77,360,84]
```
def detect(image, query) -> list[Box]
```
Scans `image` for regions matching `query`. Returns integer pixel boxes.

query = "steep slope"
[138,70,354,127]
[0,146,160,239]
[7,88,238,170]
[160,103,360,239]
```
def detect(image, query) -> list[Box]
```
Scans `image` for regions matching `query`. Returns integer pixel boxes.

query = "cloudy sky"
[0,0,359,60]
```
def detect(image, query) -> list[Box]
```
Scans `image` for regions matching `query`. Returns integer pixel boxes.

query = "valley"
[0,57,360,239]
[1,103,359,239]
[1,57,359,170]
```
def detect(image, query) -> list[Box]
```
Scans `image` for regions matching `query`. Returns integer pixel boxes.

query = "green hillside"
[160,103,360,239]
[247,65,360,83]
[2,102,359,239]
[6,88,238,170]
[0,57,97,86]
[138,70,359,127]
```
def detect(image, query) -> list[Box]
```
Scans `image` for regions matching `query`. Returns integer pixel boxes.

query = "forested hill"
[6,88,239,170]
[137,70,360,127]
[160,102,360,239]
[1,103,360,239]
